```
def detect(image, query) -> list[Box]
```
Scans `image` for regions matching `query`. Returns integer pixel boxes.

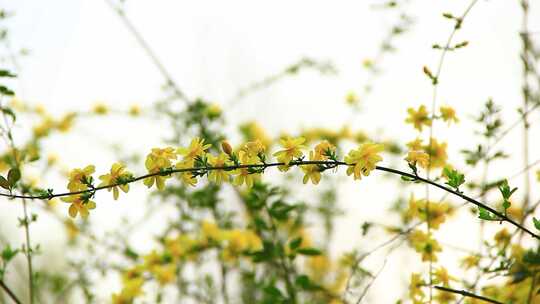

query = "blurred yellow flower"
[406,105,432,131]
[345,142,383,180]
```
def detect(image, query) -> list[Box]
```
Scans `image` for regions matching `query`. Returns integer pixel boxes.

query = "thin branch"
[104,0,189,102]
[434,286,504,304]
[0,280,22,304]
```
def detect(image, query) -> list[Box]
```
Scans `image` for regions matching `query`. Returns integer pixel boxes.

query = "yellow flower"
[273,136,306,165]
[208,153,231,184]
[129,104,141,116]
[405,105,432,131]
[175,160,198,187]
[239,121,272,148]
[177,137,212,161]
[405,150,430,169]
[67,165,95,192]
[409,273,425,301]
[301,151,322,185]
[494,228,511,247]
[206,103,222,118]
[344,142,384,180]
[233,159,261,188]
[314,140,336,159]
[440,106,459,124]
[405,196,451,230]
[433,267,455,286]
[408,230,442,262]
[222,229,263,262]
[424,138,447,168]
[150,264,176,285]
[61,194,96,219]
[407,138,423,151]
[241,140,266,159]
[201,220,224,242]
[143,147,177,190]
[460,255,480,270]
[112,277,144,304]
[56,112,76,132]
[345,92,359,105]
[92,102,109,115]
[98,162,132,200]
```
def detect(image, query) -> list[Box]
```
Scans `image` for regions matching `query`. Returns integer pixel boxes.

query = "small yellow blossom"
[344,142,384,180]
[424,138,448,168]
[440,106,459,124]
[239,122,272,148]
[67,165,95,192]
[207,153,231,184]
[460,255,480,270]
[405,105,432,131]
[405,150,430,169]
[143,147,177,190]
[92,102,109,115]
[433,267,456,286]
[129,104,141,116]
[98,162,132,200]
[314,140,336,159]
[175,160,198,187]
[408,229,442,262]
[206,103,222,118]
[242,140,266,158]
[409,273,425,301]
[150,264,176,285]
[273,136,306,165]
[494,228,511,247]
[56,112,77,132]
[111,277,144,304]
[345,92,359,105]
[61,194,96,219]
[177,137,211,161]
[407,138,423,151]
[301,151,322,185]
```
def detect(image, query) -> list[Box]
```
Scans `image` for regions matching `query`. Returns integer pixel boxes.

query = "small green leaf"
[0,70,16,78]
[533,217,540,231]
[289,237,302,251]
[0,176,9,190]
[297,248,322,256]
[478,207,496,221]
[1,245,19,262]
[7,168,20,187]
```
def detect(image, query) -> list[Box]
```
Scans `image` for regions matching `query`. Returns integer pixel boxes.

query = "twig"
[0,280,22,304]
[0,161,538,239]
[434,286,504,304]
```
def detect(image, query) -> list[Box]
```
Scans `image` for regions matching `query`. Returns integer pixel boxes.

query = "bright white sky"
[2,0,540,302]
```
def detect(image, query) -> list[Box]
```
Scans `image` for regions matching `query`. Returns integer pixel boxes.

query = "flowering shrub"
[1,1,540,304]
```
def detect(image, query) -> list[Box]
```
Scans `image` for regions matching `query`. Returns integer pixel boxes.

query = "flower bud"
[221,140,233,155]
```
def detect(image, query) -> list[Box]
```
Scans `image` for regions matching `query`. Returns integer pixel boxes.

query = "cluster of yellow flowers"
[403,104,458,303]
[111,221,263,303]
[61,137,385,219]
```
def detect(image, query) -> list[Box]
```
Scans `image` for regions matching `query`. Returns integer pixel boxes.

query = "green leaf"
[478,207,496,221]
[498,179,517,200]
[289,237,302,251]
[295,274,322,291]
[0,70,16,78]
[297,248,322,256]
[533,217,540,231]
[0,176,10,190]
[1,245,19,262]
[0,85,14,96]
[443,167,465,190]
[7,168,20,187]
[1,107,17,122]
